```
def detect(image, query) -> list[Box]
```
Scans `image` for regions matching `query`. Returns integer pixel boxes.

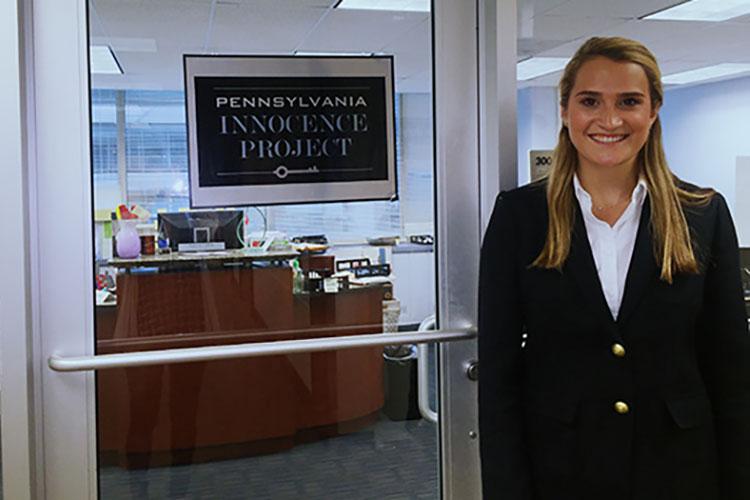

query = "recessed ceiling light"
[89,45,123,74]
[294,51,374,56]
[517,57,569,81]
[662,63,750,84]
[643,0,750,22]
[90,37,157,53]
[335,0,429,12]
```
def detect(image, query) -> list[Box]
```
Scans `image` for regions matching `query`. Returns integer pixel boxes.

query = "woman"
[478,36,750,500]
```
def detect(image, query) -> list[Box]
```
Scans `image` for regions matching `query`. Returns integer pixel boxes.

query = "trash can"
[382,345,421,421]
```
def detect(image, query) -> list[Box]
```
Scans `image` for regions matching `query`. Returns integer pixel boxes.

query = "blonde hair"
[532,36,713,283]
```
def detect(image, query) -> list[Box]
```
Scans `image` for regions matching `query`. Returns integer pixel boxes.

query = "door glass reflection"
[89,0,438,498]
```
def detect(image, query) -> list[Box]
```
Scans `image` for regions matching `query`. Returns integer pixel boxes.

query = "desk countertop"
[108,249,300,269]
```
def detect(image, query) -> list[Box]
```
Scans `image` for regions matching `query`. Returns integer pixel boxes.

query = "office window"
[91,90,432,241]
[125,90,189,214]
[91,89,119,210]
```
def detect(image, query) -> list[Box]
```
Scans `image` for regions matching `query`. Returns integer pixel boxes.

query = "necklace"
[592,195,630,212]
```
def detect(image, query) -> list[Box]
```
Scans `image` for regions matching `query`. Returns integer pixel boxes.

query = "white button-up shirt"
[573,174,648,320]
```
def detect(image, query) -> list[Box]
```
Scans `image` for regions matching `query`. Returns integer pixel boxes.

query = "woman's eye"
[580,97,597,107]
[621,97,642,107]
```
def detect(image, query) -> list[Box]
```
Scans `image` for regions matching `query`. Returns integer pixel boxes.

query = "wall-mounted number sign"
[184,55,396,207]
[529,149,554,182]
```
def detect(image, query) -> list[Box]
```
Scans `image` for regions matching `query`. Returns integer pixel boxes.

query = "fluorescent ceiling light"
[644,0,750,22]
[335,0,429,12]
[294,51,374,56]
[90,45,122,74]
[662,63,750,84]
[517,57,569,81]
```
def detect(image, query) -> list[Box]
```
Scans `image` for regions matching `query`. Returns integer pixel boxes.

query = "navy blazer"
[478,180,750,500]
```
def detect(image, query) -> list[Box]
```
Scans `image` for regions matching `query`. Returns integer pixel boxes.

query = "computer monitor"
[158,210,244,252]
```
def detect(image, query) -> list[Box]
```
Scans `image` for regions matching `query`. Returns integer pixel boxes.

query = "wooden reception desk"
[96,254,386,468]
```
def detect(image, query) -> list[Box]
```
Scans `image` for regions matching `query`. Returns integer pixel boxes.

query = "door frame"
[436,0,519,497]
[1,0,41,498]
[2,0,518,498]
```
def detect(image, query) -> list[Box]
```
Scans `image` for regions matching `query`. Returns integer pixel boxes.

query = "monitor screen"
[157,210,244,251]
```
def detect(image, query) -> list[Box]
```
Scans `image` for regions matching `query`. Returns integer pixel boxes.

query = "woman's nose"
[599,106,623,128]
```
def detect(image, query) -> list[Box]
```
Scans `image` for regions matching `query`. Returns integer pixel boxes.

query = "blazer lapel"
[564,201,618,332]
[617,196,658,326]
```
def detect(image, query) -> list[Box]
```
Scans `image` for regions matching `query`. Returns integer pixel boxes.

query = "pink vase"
[115,220,141,258]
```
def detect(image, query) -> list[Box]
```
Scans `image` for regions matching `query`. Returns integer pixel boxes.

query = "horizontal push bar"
[48,328,476,372]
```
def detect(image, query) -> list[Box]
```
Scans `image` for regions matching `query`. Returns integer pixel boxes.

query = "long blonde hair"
[532,36,713,283]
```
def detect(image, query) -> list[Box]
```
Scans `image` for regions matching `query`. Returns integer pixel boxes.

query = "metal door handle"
[48,327,475,372]
[417,314,438,424]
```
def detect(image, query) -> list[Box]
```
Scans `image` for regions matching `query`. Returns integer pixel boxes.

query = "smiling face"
[561,56,659,175]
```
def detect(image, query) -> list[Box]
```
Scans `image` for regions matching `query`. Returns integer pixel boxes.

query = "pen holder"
[115,219,141,258]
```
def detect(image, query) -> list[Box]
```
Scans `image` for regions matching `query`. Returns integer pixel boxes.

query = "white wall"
[659,75,750,243]
[517,86,559,186]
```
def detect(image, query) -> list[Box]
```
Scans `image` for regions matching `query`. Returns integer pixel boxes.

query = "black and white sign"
[184,55,396,207]
[530,149,554,181]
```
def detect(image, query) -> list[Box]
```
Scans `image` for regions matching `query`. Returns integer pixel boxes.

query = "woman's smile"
[588,133,629,144]
[561,56,658,172]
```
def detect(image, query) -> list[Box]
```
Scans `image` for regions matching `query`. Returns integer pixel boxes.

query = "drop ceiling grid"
[297,10,428,54]
[519,14,628,42]
[92,0,212,42]
[89,0,750,92]
[375,17,431,84]
[208,2,332,53]
[542,0,682,19]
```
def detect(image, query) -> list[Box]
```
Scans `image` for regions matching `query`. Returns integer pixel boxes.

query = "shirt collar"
[573,173,648,221]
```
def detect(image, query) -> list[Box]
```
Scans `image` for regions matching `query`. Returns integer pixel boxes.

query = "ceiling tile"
[542,0,682,19]
[518,0,570,21]
[298,9,428,54]
[209,2,329,53]
[519,14,627,43]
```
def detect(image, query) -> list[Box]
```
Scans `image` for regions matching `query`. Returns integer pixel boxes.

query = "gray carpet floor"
[0,349,438,500]
[99,415,438,500]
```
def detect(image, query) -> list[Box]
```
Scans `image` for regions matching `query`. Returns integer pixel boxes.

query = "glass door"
[6,0,487,498]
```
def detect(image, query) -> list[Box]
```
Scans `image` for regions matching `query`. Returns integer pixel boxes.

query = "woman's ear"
[650,103,660,124]
[561,107,568,128]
